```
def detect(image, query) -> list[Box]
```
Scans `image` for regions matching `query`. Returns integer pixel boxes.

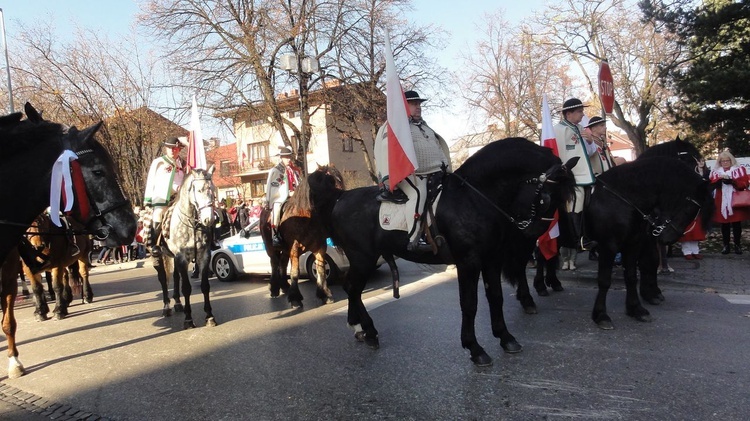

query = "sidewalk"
[544,249,750,295]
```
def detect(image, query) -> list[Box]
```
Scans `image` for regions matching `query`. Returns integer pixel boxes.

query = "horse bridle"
[68,148,131,240]
[451,170,554,230]
[175,176,215,230]
[596,178,702,237]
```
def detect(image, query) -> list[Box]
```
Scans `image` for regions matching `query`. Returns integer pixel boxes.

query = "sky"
[0,0,549,142]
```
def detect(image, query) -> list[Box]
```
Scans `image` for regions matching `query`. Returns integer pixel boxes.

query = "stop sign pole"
[598,60,615,115]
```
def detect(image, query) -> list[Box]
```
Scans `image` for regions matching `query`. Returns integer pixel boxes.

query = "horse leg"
[199,252,216,327]
[384,253,400,299]
[456,263,493,366]
[625,250,651,323]
[639,242,663,305]
[544,255,564,292]
[314,251,334,305]
[532,248,549,296]
[592,248,617,329]
[483,262,522,355]
[288,245,304,308]
[177,257,195,329]
[343,263,378,349]
[153,254,172,317]
[27,268,49,321]
[46,271,55,301]
[51,268,69,320]
[171,258,184,313]
[2,252,25,378]
[507,241,536,314]
[79,260,93,304]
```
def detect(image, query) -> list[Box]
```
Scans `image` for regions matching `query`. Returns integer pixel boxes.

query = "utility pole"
[0,8,13,113]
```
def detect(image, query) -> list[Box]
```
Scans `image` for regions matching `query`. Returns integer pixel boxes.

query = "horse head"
[184,165,217,228]
[61,118,137,246]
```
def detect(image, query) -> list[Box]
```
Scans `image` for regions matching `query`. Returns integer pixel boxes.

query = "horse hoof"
[354,331,366,342]
[325,297,335,305]
[174,303,184,313]
[290,301,303,309]
[470,353,493,367]
[551,284,564,292]
[162,309,172,317]
[536,289,549,297]
[8,358,25,379]
[365,335,380,349]
[501,340,523,354]
[205,317,217,327]
[596,319,615,330]
[523,306,538,315]
[657,293,665,302]
[35,314,48,322]
[634,314,653,323]
[183,320,196,329]
[643,297,661,305]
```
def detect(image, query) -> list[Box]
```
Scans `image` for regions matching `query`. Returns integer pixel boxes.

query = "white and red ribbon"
[49,150,78,227]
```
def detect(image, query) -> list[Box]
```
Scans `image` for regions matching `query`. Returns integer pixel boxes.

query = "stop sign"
[598,60,615,114]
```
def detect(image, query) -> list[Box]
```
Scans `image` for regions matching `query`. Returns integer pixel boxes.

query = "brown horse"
[260,165,345,308]
[23,214,93,321]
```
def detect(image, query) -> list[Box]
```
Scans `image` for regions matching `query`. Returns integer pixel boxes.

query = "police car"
[210,219,349,282]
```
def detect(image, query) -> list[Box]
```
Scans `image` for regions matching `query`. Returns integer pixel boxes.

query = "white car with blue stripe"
[210,219,349,282]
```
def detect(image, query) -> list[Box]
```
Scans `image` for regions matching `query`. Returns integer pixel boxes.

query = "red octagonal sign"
[598,61,615,114]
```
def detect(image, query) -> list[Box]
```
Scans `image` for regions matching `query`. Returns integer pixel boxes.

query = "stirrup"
[376,189,408,204]
[579,237,597,251]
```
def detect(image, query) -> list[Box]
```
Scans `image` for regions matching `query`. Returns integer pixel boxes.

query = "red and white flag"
[538,94,560,260]
[383,31,417,190]
[187,95,207,171]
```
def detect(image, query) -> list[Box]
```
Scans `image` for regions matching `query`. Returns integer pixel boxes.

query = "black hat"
[585,116,606,128]
[561,98,587,112]
[278,146,293,157]
[162,137,187,148]
[404,90,428,103]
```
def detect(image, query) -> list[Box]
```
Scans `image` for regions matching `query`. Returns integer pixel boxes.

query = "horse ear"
[24,103,43,123]
[564,157,579,171]
[78,121,103,143]
[207,164,215,175]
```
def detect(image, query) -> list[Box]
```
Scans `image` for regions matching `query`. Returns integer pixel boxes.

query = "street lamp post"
[0,8,14,113]
[280,52,318,176]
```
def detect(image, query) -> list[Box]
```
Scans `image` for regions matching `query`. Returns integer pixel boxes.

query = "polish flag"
[538,94,560,260]
[383,31,417,190]
[187,95,207,171]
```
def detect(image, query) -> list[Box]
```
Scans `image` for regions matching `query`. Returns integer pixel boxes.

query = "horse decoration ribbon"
[49,150,88,227]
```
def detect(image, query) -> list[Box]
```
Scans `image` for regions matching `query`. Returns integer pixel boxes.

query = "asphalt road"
[2,257,750,420]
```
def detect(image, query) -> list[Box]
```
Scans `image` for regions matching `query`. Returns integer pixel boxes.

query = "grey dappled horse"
[154,166,218,329]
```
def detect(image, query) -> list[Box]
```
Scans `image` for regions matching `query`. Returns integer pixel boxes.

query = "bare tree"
[532,0,685,155]
[9,23,176,205]
[459,12,576,140]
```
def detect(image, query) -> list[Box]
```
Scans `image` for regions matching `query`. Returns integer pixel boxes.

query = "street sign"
[598,60,615,114]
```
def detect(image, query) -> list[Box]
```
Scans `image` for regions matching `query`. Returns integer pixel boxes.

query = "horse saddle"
[377,172,444,234]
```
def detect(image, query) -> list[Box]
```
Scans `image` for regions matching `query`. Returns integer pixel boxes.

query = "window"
[251,179,265,197]
[250,143,269,162]
[342,136,353,152]
[220,160,230,177]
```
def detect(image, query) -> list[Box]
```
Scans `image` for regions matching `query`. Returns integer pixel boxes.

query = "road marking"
[329,270,455,315]
[720,294,750,304]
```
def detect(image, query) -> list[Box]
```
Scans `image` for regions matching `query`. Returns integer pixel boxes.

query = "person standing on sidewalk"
[710,150,750,254]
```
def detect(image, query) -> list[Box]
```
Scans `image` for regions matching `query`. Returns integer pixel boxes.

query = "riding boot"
[272,228,283,247]
[376,179,409,204]
[573,212,597,251]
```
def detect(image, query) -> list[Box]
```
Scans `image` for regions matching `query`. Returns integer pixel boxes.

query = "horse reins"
[596,177,701,236]
[451,171,552,230]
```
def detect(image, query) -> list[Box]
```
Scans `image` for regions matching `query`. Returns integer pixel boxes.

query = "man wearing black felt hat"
[373,89,452,253]
[552,98,599,268]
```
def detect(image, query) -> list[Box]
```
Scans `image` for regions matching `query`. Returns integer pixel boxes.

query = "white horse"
[156,165,217,329]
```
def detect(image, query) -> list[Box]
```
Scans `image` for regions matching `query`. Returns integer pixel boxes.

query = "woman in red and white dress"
[710,150,750,254]
[681,159,709,260]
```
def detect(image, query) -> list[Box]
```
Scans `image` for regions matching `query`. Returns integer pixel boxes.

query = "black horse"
[637,137,707,302]
[587,156,712,329]
[325,138,577,366]
[0,103,137,378]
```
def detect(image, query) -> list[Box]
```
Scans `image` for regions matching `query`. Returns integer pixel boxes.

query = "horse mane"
[0,116,65,163]
[640,137,703,162]
[285,175,313,216]
[455,137,560,184]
